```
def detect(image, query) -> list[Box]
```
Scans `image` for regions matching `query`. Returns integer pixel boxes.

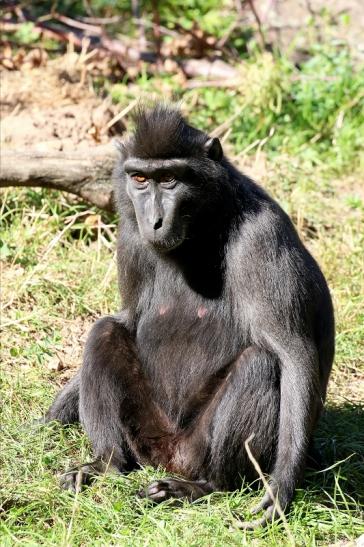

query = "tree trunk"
[0,146,117,211]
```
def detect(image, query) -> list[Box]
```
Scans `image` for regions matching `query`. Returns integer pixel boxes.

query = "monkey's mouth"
[150,237,184,253]
[144,225,187,253]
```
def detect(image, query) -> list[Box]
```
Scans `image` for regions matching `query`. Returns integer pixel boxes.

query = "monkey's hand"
[236,480,292,530]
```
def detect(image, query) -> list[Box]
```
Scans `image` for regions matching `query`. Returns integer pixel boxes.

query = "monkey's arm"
[245,330,320,529]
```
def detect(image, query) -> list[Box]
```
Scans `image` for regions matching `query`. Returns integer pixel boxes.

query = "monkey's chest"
[135,296,243,421]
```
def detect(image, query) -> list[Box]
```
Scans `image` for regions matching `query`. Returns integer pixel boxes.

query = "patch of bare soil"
[0,52,124,152]
[46,319,92,384]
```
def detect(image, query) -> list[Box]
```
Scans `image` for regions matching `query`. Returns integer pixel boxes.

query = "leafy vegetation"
[113,44,363,174]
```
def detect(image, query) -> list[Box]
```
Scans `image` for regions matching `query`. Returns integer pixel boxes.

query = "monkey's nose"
[153,218,163,230]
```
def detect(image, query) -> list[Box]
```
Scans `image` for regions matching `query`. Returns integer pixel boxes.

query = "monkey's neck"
[168,209,234,299]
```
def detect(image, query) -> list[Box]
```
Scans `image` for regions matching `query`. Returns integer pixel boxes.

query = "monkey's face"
[123,158,196,252]
[119,132,224,252]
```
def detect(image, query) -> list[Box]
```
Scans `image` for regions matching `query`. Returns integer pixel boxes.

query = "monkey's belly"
[136,304,243,420]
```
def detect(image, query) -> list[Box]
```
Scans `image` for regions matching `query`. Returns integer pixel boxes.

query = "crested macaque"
[44,103,334,528]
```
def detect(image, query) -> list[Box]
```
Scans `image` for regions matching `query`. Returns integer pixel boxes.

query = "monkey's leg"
[139,347,280,506]
[43,374,80,424]
[61,315,176,492]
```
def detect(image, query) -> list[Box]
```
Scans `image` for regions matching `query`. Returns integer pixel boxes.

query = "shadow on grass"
[306,402,364,504]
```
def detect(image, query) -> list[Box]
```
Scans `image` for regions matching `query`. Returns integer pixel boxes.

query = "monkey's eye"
[131,173,147,184]
[160,174,176,187]
[160,174,174,183]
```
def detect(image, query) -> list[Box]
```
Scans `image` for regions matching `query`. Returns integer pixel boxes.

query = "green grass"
[1,44,364,545]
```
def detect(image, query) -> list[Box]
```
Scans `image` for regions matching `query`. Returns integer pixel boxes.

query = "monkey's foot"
[60,460,120,493]
[138,478,214,503]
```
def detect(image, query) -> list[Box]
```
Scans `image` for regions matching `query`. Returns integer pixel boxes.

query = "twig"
[105,99,138,130]
[100,251,117,289]
[184,79,240,89]
[210,107,247,138]
[52,13,102,35]
[64,481,80,545]
[80,15,122,25]
[237,138,261,157]
[151,0,162,63]
[0,19,154,64]
[245,0,266,49]
[242,435,295,543]
[217,19,240,49]
[137,18,179,38]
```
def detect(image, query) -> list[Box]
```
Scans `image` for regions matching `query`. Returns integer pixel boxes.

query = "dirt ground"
[0,52,125,152]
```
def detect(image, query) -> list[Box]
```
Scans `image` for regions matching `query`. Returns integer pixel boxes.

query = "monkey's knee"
[84,315,136,367]
[87,316,124,347]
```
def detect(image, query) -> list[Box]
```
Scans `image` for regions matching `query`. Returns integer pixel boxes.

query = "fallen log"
[0,145,117,211]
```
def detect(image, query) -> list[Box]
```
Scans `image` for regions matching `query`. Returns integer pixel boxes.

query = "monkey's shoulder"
[226,201,328,309]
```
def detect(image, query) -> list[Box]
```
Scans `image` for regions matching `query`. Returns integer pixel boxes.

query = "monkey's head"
[116,103,225,252]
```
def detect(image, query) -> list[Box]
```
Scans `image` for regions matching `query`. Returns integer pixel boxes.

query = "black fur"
[45,103,335,528]
[129,103,207,159]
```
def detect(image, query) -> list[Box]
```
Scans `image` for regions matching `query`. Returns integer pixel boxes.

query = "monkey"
[44,103,335,528]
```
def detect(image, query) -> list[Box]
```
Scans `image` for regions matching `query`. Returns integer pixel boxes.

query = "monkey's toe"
[234,503,279,530]
[138,478,213,503]
[235,489,288,530]
[59,461,109,493]
[138,479,179,502]
[60,466,92,493]
[250,491,272,514]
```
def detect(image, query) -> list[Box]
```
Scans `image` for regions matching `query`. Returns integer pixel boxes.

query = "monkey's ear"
[204,137,223,162]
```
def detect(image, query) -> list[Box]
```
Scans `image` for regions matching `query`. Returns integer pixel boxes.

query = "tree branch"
[0,146,117,211]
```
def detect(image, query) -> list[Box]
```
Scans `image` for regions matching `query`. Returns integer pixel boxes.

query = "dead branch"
[1,19,155,64]
[181,58,239,80]
[185,78,240,89]
[0,146,117,211]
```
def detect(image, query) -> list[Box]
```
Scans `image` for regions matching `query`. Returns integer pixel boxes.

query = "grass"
[1,43,364,545]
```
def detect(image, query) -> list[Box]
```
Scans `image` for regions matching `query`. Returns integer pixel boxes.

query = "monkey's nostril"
[154,218,163,230]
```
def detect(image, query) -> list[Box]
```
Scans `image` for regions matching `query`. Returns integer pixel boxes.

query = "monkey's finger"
[137,479,175,498]
[234,505,275,530]
[250,491,273,514]
[137,487,169,502]
[137,487,148,498]
[60,473,78,493]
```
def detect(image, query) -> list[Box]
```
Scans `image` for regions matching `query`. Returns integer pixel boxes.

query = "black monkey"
[44,103,335,528]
